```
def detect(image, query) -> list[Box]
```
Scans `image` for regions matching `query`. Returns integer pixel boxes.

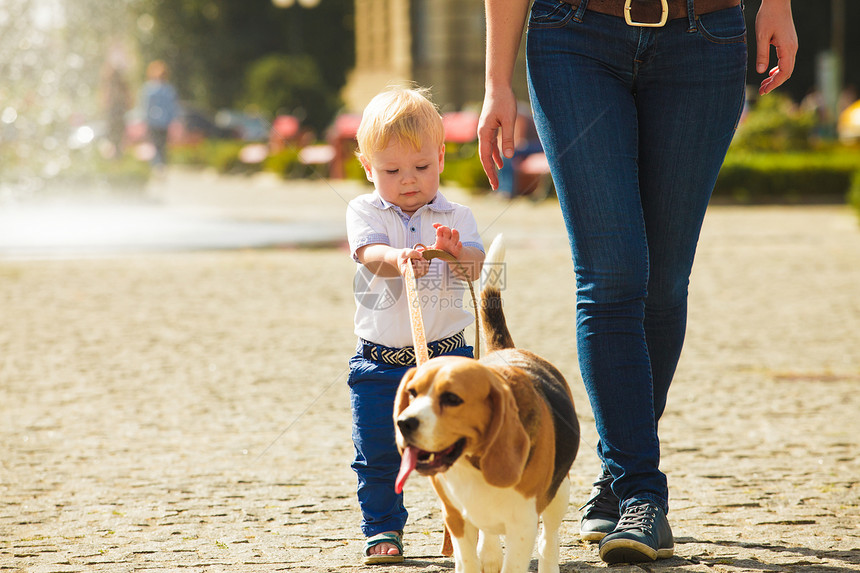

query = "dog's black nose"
[397,417,419,436]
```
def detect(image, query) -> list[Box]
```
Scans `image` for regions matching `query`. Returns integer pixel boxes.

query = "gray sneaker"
[579,469,620,542]
[598,502,674,563]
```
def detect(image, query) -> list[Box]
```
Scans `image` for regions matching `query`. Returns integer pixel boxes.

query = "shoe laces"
[615,503,657,532]
[578,470,618,514]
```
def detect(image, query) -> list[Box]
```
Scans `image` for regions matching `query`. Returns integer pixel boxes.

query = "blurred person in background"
[100,49,131,159]
[140,60,178,173]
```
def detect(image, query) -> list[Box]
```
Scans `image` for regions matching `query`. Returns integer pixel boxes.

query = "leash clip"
[624,0,668,27]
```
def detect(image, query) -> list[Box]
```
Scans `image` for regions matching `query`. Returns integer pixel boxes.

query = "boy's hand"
[431,223,463,258]
[397,247,430,279]
[431,223,484,282]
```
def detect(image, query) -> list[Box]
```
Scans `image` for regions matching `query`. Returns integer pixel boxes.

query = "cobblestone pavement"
[1,172,858,572]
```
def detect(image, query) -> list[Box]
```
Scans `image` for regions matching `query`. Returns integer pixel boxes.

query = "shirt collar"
[371,190,455,214]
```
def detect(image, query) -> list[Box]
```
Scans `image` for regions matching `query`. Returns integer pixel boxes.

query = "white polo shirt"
[346,190,484,348]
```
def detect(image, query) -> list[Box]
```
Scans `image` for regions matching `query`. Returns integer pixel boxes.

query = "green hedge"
[165,136,860,215]
[442,143,491,193]
[263,147,302,178]
[170,140,260,174]
[731,94,816,152]
[714,150,860,203]
[49,150,151,193]
[849,170,860,222]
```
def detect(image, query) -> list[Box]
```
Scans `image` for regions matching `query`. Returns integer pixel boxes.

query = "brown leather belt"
[560,0,741,26]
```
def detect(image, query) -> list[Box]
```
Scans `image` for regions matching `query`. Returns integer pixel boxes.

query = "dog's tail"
[480,234,514,351]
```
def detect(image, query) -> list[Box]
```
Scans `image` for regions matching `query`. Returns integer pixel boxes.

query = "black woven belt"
[361,331,467,367]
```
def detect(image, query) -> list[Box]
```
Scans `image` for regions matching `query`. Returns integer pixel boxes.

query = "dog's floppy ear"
[480,374,529,488]
[393,367,417,454]
[394,367,417,419]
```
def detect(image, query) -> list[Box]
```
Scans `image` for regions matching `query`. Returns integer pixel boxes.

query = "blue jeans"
[348,344,473,537]
[526,0,746,513]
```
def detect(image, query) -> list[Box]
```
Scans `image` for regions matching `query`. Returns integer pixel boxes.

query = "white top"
[346,190,484,348]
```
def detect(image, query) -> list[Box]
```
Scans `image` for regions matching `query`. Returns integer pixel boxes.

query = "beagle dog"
[394,236,579,573]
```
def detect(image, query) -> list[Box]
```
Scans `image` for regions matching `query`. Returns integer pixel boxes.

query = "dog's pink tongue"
[395,446,418,494]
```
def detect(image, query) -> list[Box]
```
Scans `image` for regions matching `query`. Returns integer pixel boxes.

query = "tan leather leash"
[402,246,480,557]
[410,246,480,360]
[402,258,431,366]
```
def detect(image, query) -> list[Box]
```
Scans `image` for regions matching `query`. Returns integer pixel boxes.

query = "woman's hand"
[478,86,518,190]
[478,0,531,189]
[755,0,798,95]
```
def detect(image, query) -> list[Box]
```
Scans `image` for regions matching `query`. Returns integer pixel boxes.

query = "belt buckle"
[624,0,668,27]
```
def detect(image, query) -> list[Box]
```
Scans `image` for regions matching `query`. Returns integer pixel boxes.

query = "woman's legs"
[636,9,748,423]
[527,4,746,513]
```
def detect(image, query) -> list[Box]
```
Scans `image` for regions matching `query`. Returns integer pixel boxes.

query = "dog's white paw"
[477,532,503,573]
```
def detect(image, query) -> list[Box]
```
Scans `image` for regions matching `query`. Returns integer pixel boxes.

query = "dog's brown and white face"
[394,356,529,488]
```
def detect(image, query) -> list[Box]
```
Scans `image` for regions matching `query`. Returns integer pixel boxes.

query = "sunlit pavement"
[1,192,858,572]
[0,169,355,259]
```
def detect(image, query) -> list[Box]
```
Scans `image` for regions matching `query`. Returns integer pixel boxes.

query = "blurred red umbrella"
[272,115,300,140]
[331,113,362,139]
[442,111,479,143]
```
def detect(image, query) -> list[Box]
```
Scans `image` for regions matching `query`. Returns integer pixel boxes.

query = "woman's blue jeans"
[526,0,747,513]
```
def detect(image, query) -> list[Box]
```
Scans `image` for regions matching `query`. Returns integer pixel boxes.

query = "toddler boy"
[346,87,484,564]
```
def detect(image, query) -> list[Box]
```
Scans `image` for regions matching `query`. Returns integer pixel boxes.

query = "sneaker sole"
[579,530,608,542]
[599,538,673,564]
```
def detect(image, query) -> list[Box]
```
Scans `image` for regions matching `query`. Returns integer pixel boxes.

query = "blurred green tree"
[132,0,354,125]
[239,54,340,134]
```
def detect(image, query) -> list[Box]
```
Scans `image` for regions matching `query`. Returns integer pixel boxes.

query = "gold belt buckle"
[624,0,669,27]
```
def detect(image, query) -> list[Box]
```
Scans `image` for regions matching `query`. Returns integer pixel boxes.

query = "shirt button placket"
[409,216,419,244]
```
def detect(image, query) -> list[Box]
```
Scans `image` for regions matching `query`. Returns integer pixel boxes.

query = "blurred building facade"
[342,0,527,112]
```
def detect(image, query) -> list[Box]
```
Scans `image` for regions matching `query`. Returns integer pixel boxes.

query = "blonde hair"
[356,87,444,161]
